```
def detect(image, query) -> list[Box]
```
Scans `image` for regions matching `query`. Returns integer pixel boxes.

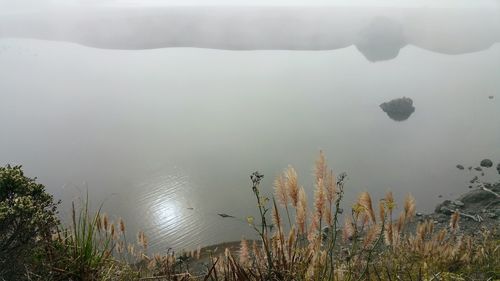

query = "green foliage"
[48,201,114,280]
[0,165,59,280]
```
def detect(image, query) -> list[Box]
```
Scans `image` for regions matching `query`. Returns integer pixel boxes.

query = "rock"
[485,212,497,219]
[470,176,479,184]
[497,163,500,175]
[474,167,483,171]
[217,213,234,218]
[488,95,494,99]
[480,159,493,168]
[459,190,496,204]
[428,183,500,235]
[435,200,452,214]
[456,164,464,170]
[438,206,453,215]
[416,212,423,217]
[380,97,416,121]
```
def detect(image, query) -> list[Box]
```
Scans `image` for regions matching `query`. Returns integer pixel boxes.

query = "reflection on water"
[138,172,193,249]
[132,168,255,250]
[355,17,406,62]
[0,38,499,250]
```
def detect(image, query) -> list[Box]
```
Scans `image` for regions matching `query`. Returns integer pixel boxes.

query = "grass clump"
[38,198,120,280]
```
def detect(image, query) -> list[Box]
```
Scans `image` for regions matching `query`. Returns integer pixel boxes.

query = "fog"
[1,0,499,8]
[1,2,499,61]
[1,1,499,250]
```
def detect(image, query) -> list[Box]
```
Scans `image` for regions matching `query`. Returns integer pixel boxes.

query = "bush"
[0,165,59,280]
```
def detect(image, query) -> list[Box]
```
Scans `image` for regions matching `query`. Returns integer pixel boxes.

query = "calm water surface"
[0,38,499,250]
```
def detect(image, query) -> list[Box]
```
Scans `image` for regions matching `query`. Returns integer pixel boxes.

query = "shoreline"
[185,182,499,271]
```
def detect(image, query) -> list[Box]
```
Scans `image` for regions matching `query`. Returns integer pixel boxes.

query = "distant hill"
[1,6,499,61]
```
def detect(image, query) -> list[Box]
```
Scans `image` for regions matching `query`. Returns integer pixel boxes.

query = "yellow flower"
[246,216,255,225]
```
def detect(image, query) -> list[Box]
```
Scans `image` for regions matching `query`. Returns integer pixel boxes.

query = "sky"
[110,0,499,7]
[0,0,498,10]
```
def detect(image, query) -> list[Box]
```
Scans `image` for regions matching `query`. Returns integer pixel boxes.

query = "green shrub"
[0,165,59,280]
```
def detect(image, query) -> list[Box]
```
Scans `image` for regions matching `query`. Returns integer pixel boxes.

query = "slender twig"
[250,172,274,275]
[355,215,386,281]
[385,265,393,281]
[371,264,382,281]
[429,272,441,281]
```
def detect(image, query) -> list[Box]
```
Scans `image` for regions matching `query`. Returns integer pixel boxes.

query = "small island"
[380,97,416,121]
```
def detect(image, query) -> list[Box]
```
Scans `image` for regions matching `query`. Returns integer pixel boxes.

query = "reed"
[39,194,115,280]
[20,152,498,280]
[208,151,499,281]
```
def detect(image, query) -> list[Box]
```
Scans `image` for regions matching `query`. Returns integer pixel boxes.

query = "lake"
[1,8,499,250]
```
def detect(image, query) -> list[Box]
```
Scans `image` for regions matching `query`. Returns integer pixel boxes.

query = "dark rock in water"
[218,213,234,218]
[489,96,494,99]
[480,159,493,168]
[456,164,464,170]
[497,163,500,174]
[474,167,482,171]
[470,176,479,183]
[380,97,415,121]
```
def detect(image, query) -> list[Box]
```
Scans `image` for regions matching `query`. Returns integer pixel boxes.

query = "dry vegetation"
[2,153,499,280]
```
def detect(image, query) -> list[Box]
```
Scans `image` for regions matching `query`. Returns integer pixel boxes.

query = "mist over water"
[1,3,499,250]
[1,6,500,60]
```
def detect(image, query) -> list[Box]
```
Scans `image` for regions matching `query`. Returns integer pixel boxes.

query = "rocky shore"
[423,182,499,234]
[194,182,499,264]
